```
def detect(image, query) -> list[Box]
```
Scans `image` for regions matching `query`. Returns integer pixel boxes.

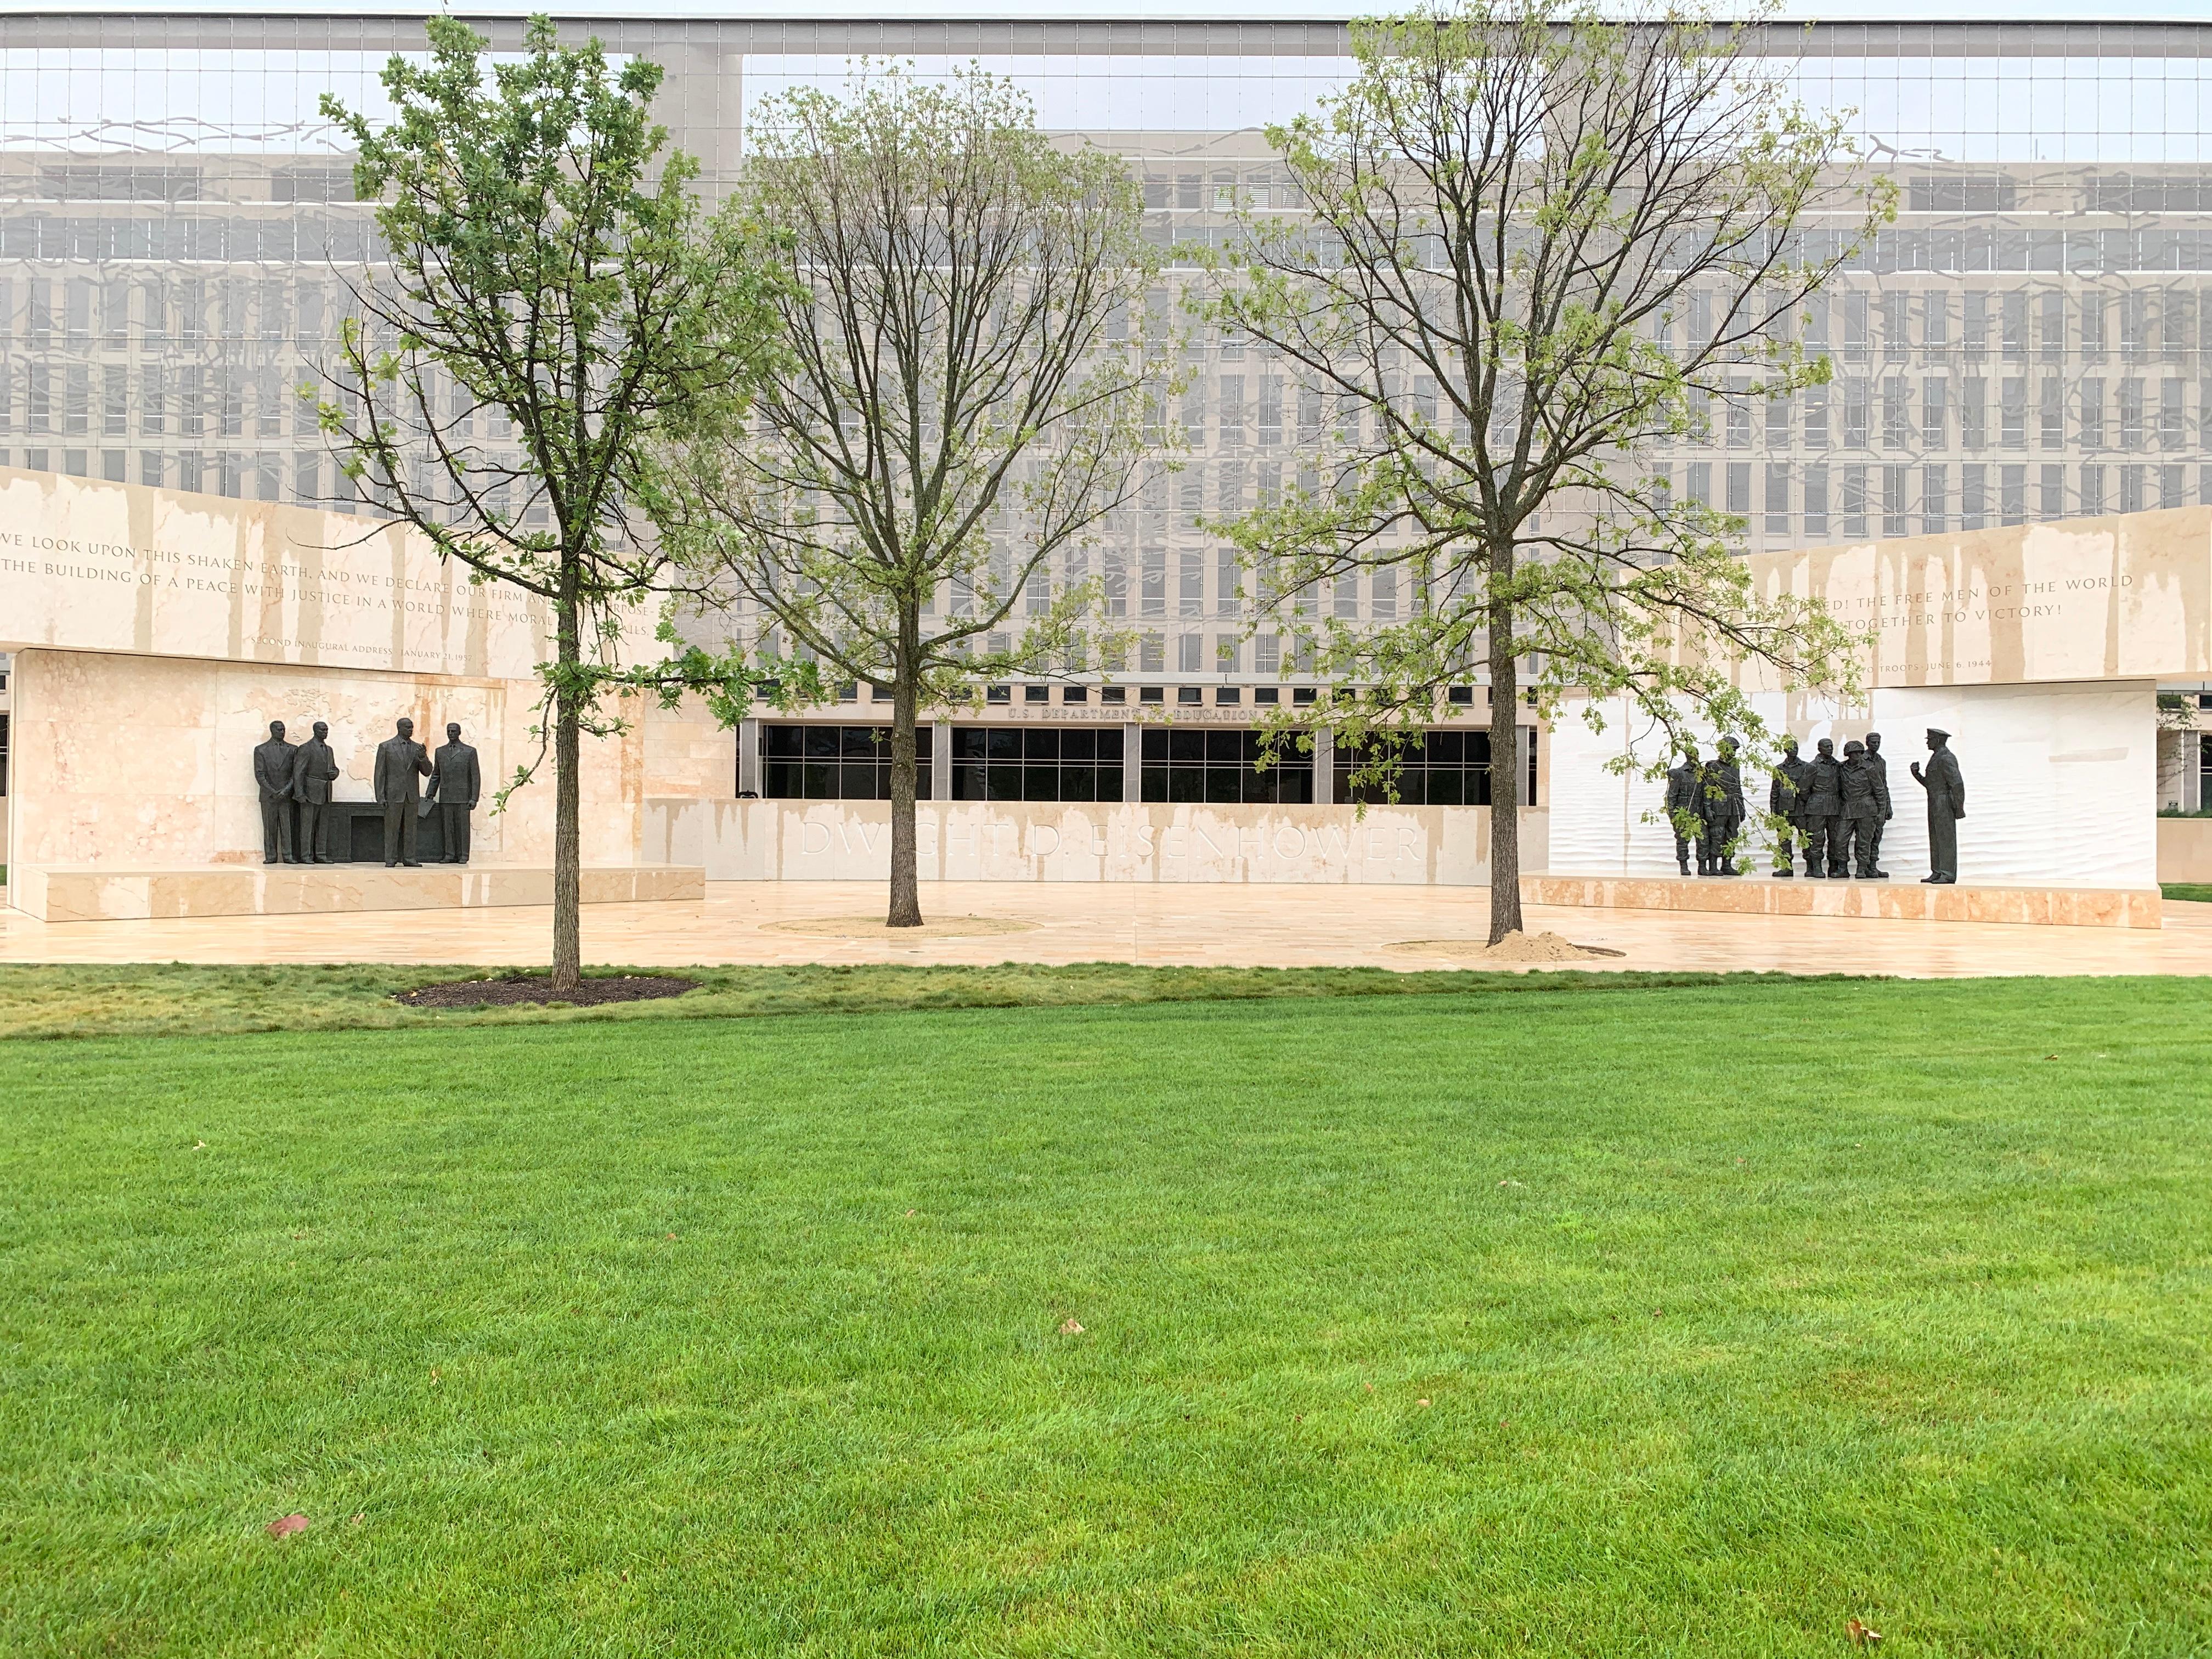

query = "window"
[1882,379,1910,449]
[1921,380,1945,449]
[1335,727,1536,807]
[951,726,1122,802]
[0,709,8,796]
[1922,465,1948,533]
[1882,465,1909,537]
[1141,727,1313,803]
[2000,378,2024,449]
[760,724,933,801]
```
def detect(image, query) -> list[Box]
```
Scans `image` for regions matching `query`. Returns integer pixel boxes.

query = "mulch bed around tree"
[394,974,701,1009]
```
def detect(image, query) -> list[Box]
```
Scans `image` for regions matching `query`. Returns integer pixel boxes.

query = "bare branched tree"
[315,14,781,988]
[1210,1,1891,941]
[659,66,1169,927]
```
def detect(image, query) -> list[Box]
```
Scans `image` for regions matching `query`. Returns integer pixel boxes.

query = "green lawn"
[4,979,2208,1656]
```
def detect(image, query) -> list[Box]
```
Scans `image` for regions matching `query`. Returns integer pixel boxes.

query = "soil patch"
[394,974,701,1009]
[763,915,1040,940]
[1386,931,1626,963]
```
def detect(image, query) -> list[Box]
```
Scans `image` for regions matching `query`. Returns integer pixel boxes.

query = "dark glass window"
[759,724,932,801]
[950,726,1125,802]
[1334,726,1538,807]
[1139,727,1314,804]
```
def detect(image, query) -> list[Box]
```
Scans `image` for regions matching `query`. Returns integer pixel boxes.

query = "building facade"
[3,8,2210,822]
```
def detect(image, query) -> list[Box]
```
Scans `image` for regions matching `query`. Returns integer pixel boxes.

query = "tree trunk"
[1487,582,1523,946]
[550,584,584,992]
[887,612,924,928]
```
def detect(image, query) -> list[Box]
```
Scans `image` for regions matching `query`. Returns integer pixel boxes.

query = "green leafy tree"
[315,15,782,989]
[658,66,1167,928]
[1209,1,1889,940]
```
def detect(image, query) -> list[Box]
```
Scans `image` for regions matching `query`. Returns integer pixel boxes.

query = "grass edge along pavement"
[0,961,1793,1041]
[2,979,2208,1655]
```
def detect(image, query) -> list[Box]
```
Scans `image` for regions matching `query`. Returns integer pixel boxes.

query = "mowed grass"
[0,962,1743,1042]
[3,979,2209,1656]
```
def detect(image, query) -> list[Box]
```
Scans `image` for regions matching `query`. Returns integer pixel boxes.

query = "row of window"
[0,216,381,266]
[1685,376,2211,453]
[1336,731,1534,808]
[21,213,2212,276]
[16,278,2212,361]
[1681,460,2207,533]
[17,443,2204,546]
[18,365,2212,461]
[1165,221,2212,278]
[754,724,1537,809]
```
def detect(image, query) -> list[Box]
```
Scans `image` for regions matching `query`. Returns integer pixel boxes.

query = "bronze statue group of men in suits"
[372,718,481,868]
[1671,727,1967,885]
[250,718,481,867]
[251,720,343,865]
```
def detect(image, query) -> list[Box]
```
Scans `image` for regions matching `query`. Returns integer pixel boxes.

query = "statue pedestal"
[8,864,704,923]
[1521,872,2162,930]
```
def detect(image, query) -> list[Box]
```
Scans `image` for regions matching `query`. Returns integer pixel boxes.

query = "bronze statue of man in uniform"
[1911,727,1966,883]
[373,716,433,868]
[1860,731,1894,879]
[430,722,481,865]
[1769,735,1812,877]
[1665,743,1702,876]
[1698,737,1746,877]
[1838,739,1883,878]
[252,719,298,865]
[290,720,341,864]
[1800,737,1845,878]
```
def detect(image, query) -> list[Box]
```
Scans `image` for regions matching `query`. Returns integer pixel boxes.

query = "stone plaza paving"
[3,881,2211,978]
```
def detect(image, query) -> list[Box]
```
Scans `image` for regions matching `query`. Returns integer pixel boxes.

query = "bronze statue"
[1801,737,1844,878]
[1861,731,1894,879]
[1769,735,1812,877]
[1699,737,1746,877]
[1838,739,1883,878]
[252,720,298,865]
[290,720,340,864]
[1665,744,1702,876]
[430,722,481,866]
[373,716,433,868]
[1910,727,1966,884]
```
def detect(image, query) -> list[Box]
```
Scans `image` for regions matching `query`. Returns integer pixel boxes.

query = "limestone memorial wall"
[0,469,678,885]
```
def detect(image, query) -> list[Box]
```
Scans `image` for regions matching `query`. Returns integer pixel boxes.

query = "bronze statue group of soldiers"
[1668,728,1967,884]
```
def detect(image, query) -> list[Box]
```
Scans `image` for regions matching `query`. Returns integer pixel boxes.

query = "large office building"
[1,4,2208,911]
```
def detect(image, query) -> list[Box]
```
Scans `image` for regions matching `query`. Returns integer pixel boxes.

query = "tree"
[315,15,781,990]
[657,66,1166,928]
[1209,1,1888,941]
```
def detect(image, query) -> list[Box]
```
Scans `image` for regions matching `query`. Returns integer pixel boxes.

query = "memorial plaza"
[4,5,2212,1656]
